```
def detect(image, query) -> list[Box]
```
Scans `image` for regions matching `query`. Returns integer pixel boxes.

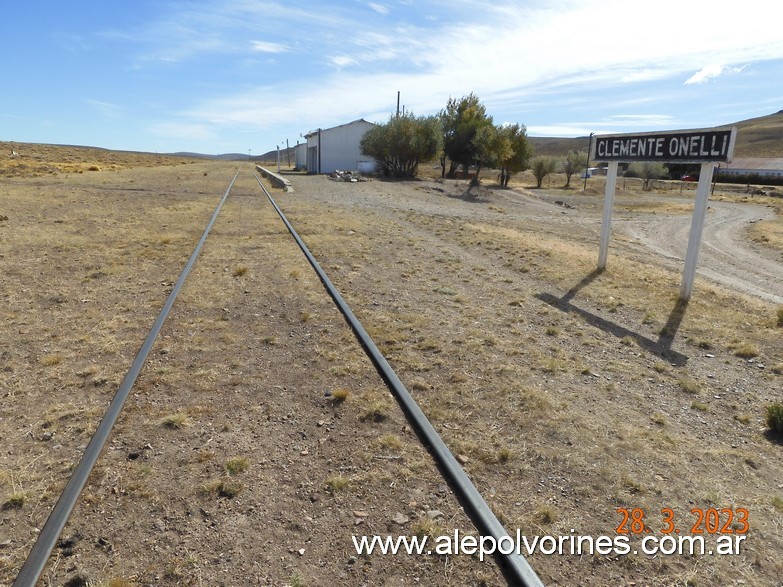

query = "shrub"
[766,403,783,435]
[225,456,249,475]
[360,113,442,178]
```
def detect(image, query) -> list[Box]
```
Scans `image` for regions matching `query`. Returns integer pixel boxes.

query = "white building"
[304,119,376,174]
[293,142,307,170]
[719,158,783,178]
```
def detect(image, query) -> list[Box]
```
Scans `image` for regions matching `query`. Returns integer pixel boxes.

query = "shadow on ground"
[536,269,690,366]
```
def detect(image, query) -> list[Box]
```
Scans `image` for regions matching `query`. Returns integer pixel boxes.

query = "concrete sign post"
[598,161,619,270]
[680,162,716,299]
[591,128,736,300]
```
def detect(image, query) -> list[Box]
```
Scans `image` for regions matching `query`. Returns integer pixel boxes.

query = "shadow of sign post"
[536,270,690,366]
[591,127,737,301]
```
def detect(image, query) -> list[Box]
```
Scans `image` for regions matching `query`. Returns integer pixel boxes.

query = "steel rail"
[253,174,544,587]
[14,170,240,587]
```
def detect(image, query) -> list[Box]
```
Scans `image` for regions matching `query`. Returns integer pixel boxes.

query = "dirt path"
[619,199,783,303]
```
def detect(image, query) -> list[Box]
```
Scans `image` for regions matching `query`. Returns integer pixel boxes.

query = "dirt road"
[620,198,783,303]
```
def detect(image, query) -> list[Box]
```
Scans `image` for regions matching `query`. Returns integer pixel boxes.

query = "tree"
[531,156,557,188]
[439,93,494,179]
[626,161,668,190]
[496,123,532,187]
[360,113,442,178]
[561,150,587,189]
[471,124,501,180]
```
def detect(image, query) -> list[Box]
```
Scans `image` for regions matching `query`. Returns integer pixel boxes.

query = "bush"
[766,403,783,435]
[360,113,442,178]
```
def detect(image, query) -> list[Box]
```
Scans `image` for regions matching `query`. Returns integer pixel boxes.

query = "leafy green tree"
[360,113,442,178]
[496,123,532,187]
[626,161,669,190]
[531,156,557,188]
[562,150,587,189]
[439,93,494,179]
[472,124,501,180]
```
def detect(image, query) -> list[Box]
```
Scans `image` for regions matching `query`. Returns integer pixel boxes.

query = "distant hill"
[528,136,590,157]
[529,111,783,159]
[716,111,783,158]
[169,152,258,161]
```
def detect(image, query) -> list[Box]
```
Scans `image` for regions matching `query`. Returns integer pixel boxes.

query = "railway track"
[10,170,543,587]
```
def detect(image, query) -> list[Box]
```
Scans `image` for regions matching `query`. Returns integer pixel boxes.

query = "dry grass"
[0,141,192,177]
[324,474,350,493]
[329,388,350,403]
[2,148,782,586]
[224,456,249,475]
[201,478,243,499]
[748,217,783,252]
[159,413,192,429]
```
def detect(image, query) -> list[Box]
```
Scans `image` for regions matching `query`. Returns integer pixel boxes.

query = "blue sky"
[2,0,783,155]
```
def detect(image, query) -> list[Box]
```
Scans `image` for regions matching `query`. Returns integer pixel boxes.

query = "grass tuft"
[325,474,350,494]
[535,505,556,524]
[733,343,759,359]
[225,456,249,475]
[677,375,701,395]
[40,354,63,366]
[201,478,243,498]
[433,285,457,296]
[2,492,27,510]
[359,402,389,423]
[329,388,350,403]
[233,265,248,277]
[160,413,192,429]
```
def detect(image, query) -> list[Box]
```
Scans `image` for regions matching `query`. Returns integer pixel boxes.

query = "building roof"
[304,118,375,138]
[724,157,783,171]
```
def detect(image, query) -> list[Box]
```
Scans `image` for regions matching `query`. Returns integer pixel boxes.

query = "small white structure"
[293,143,307,170]
[304,119,376,174]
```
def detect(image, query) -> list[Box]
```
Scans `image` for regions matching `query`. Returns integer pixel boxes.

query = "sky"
[2,0,783,155]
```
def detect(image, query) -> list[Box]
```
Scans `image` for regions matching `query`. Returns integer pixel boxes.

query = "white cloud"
[250,40,289,53]
[368,2,389,15]
[685,64,747,85]
[153,0,783,146]
[330,55,358,68]
[529,115,678,137]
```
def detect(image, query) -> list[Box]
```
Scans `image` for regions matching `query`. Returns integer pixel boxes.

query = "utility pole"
[583,132,594,190]
[396,91,400,117]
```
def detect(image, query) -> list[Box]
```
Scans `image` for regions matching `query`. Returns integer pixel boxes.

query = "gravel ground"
[2,157,782,587]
